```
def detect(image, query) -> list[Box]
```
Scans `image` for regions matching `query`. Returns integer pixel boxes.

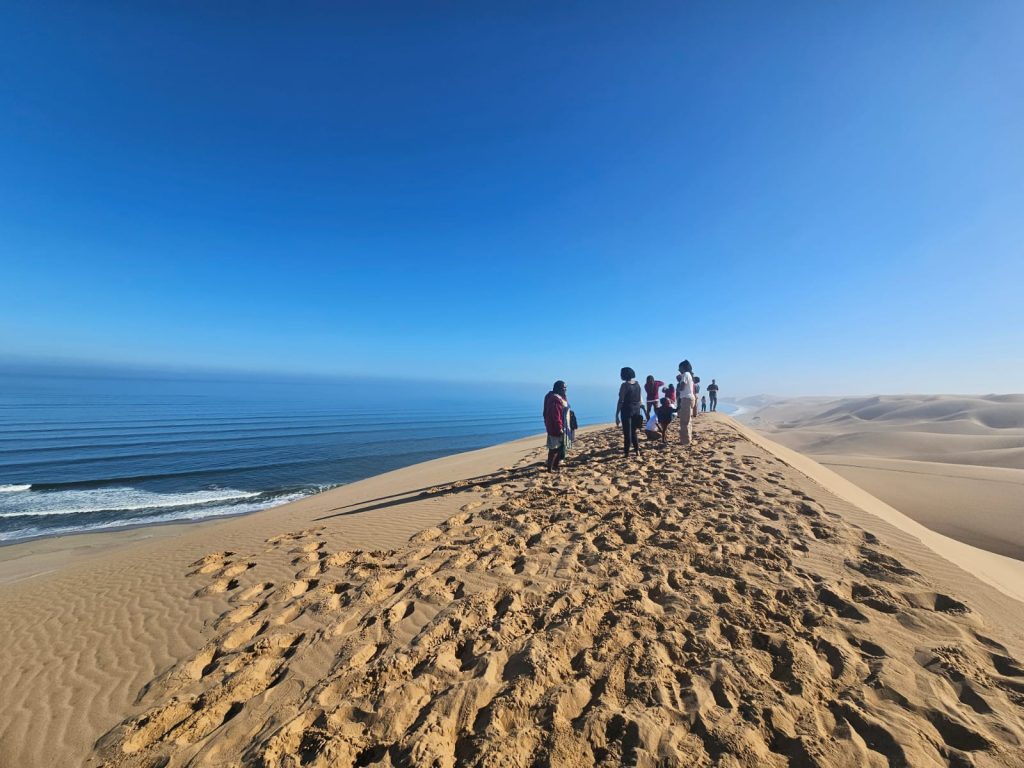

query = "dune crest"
[95,421,1024,768]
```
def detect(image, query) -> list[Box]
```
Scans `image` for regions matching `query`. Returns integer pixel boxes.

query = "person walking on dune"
[543,380,568,472]
[615,367,644,459]
[707,379,719,411]
[677,360,696,445]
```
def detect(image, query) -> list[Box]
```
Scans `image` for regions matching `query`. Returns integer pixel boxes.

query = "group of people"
[615,361,717,457]
[542,366,721,470]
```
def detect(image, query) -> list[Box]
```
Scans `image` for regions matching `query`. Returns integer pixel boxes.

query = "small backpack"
[623,381,642,414]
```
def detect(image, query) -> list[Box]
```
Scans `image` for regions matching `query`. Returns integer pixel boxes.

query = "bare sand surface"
[742,395,1024,560]
[3,417,1024,767]
[0,431,571,768]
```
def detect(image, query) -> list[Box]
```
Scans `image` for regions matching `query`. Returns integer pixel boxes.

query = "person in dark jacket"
[615,367,643,459]
[707,379,719,411]
[543,380,568,472]
[655,397,675,442]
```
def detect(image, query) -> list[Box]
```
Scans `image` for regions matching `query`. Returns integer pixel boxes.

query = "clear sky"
[2,2,1022,396]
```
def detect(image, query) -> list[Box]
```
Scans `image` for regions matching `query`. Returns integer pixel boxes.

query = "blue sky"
[2,2,1022,395]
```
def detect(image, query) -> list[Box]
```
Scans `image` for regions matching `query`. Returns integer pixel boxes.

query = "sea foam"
[0,486,263,518]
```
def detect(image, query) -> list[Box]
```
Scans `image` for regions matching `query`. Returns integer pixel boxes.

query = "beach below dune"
[1,417,1023,767]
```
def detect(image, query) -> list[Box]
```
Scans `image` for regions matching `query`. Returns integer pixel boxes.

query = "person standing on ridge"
[643,375,663,419]
[677,360,696,445]
[543,381,568,472]
[701,395,707,413]
[616,367,644,459]
[707,379,719,411]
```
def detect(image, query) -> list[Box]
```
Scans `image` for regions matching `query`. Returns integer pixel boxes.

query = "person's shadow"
[314,431,618,522]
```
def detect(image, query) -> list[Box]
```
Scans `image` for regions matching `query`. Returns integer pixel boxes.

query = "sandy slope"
[0,432,558,768]
[742,395,1024,560]
[2,418,1023,767]
[80,419,1024,767]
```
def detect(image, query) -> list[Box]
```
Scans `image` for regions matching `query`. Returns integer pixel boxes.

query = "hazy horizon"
[2,355,1020,401]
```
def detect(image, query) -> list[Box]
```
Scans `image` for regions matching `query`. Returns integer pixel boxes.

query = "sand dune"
[88,420,1024,767]
[3,419,1023,767]
[0,433,559,768]
[743,395,1024,560]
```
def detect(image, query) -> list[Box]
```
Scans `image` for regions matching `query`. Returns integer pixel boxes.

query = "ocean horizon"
[0,366,734,543]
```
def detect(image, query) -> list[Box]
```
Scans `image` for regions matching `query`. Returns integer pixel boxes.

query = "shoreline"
[2,417,1023,767]
[0,425,610,560]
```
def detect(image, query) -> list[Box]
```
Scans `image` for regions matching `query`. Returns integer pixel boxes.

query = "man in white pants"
[677,360,695,445]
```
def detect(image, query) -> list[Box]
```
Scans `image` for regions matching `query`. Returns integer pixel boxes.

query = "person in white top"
[677,359,695,445]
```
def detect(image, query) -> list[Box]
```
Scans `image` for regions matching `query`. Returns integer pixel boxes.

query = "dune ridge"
[91,420,1024,767]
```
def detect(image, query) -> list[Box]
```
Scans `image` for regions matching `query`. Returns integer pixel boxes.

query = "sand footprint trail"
[95,422,1024,767]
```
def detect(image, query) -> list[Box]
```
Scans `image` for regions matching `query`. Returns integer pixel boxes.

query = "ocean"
[0,368,735,543]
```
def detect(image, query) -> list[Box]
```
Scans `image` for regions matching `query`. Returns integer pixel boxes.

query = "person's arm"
[614,383,624,424]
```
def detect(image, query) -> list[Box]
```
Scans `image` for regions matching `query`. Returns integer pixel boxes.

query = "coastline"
[2,418,1022,767]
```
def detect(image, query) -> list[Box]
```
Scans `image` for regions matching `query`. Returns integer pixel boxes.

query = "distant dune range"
[741,395,1024,560]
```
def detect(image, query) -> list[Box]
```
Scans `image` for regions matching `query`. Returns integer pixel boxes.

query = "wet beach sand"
[2,416,1023,767]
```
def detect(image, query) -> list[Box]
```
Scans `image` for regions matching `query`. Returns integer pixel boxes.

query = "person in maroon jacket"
[644,375,664,419]
[543,380,568,472]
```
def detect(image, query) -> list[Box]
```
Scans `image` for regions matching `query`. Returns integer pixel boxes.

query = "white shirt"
[678,371,695,400]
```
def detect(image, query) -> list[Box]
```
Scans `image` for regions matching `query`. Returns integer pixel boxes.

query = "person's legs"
[710,394,717,411]
[546,449,558,471]
[622,418,632,457]
[678,401,693,444]
[630,414,641,454]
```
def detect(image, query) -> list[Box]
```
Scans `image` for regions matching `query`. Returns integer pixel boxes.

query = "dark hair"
[620,367,635,381]
[668,383,675,390]
[552,380,566,395]
[660,397,669,405]
[693,376,700,383]
[679,360,692,373]
[645,375,654,383]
